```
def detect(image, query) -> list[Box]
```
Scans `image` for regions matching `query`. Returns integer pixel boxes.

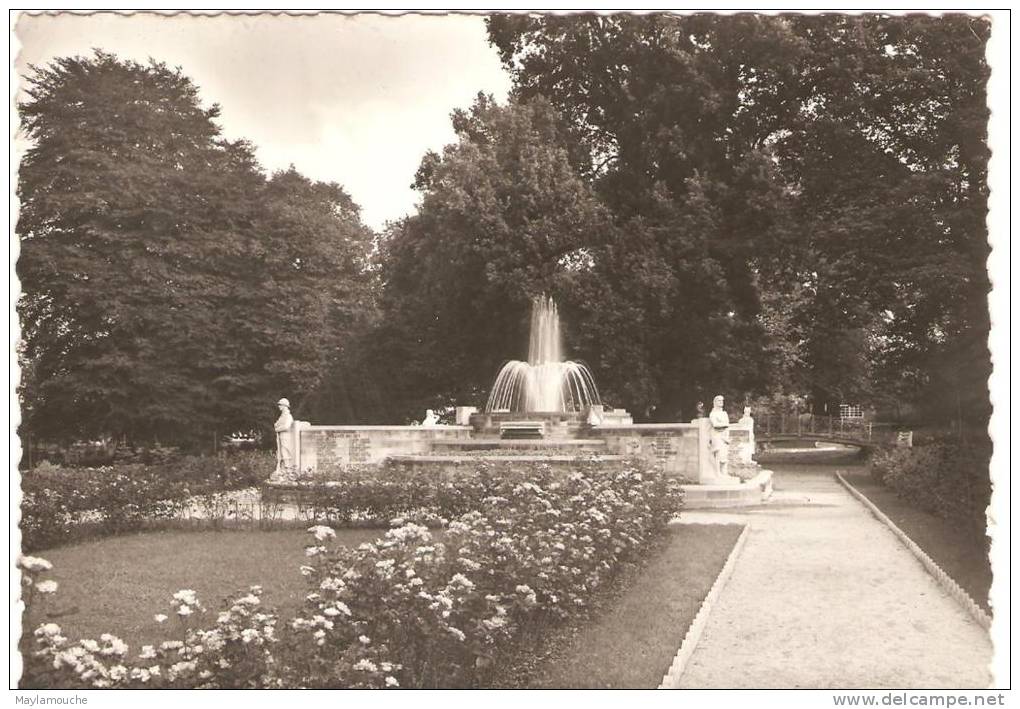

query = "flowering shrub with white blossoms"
[291,460,683,687]
[25,583,281,689]
[20,460,682,689]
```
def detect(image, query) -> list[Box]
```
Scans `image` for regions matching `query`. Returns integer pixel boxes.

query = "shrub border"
[835,472,991,630]
[657,522,750,689]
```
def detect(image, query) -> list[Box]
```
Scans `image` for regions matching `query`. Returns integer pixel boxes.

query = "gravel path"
[675,468,993,688]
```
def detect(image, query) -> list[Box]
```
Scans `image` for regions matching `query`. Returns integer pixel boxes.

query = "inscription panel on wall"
[315,431,373,467]
[650,432,678,461]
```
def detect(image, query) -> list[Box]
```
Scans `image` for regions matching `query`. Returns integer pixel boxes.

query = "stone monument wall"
[294,425,473,473]
[594,423,706,481]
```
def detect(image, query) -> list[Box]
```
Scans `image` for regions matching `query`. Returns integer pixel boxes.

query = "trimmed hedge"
[271,460,633,527]
[20,451,274,551]
[870,435,991,533]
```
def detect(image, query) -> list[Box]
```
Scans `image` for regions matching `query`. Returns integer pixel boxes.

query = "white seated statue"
[421,409,440,427]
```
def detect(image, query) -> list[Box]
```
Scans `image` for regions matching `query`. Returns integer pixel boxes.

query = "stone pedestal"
[455,406,478,426]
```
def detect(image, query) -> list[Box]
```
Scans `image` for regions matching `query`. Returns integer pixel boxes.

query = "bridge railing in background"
[757,413,902,446]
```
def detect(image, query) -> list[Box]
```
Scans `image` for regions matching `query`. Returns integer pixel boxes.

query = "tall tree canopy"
[17,51,376,444]
[487,14,991,421]
[369,96,614,419]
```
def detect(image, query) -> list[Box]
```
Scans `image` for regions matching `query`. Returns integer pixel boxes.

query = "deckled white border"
[836,472,992,631]
[658,523,750,689]
[9,8,1009,696]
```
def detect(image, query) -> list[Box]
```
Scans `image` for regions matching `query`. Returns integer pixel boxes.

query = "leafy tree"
[774,15,991,420]
[369,95,613,419]
[259,169,381,426]
[17,51,376,445]
[488,15,797,416]
[488,14,992,422]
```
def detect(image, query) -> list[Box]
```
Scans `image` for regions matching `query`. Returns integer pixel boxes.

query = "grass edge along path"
[493,522,744,688]
[837,472,992,627]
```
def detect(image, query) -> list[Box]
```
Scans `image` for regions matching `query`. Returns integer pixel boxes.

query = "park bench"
[499,421,545,440]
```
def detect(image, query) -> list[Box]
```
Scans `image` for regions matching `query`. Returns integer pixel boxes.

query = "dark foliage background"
[17,15,992,448]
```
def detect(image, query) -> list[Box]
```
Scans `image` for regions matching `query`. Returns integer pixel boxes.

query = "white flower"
[300,565,316,577]
[358,635,371,645]
[168,660,197,681]
[36,623,62,636]
[36,580,58,594]
[447,627,466,641]
[177,604,193,616]
[320,577,346,592]
[19,556,53,573]
[385,676,399,687]
[139,645,156,660]
[154,614,168,624]
[353,659,378,672]
[482,616,507,630]
[449,573,474,589]
[172,589,199,606]
[307,525,336,541]
[99,634,128,656]
[202,629,224,651]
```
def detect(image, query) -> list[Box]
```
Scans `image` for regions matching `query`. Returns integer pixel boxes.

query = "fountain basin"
[431,437,608,452]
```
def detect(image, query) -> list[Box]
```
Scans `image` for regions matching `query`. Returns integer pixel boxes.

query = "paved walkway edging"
[658,523,750,689]
[835,472,991,630]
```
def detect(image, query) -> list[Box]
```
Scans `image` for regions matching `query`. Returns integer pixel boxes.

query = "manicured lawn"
[25,528,387,648]
[491,523,744,688]
[841,471,992,613]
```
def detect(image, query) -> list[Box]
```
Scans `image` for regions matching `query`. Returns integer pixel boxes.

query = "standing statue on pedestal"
[709,395,731,477]
[273,398,295,480]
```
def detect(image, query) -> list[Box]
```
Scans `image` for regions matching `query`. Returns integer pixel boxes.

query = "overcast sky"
[13,12,513,230]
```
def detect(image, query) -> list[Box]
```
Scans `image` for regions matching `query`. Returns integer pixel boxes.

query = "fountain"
[266,294,773,507]
[485,296,601,413]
